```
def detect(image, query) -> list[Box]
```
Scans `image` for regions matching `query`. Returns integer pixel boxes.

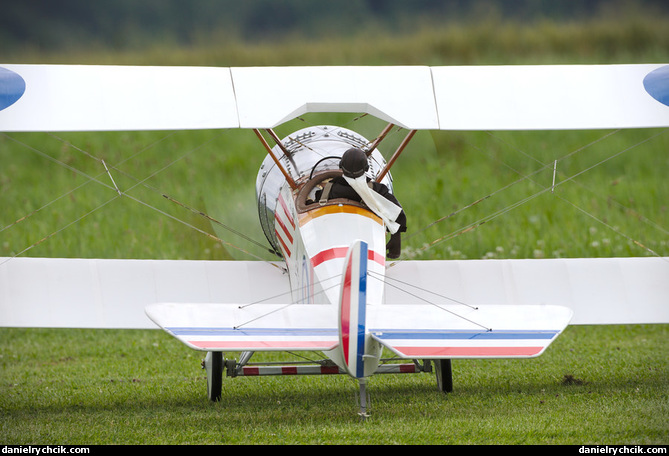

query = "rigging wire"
[401,128,668,261]
[234,268,491,332]
[484,128,669,260]
[486,129,669,238]
[404,129,619,242]
[233,265,491,332]
[0,195,121,267]
[48,131,276,255]
[370,270,477,310]
[1,132,178,233]
[1,131,282,267]
[232,274,344,329]
[367,270,489,331]
[6,122,664,342]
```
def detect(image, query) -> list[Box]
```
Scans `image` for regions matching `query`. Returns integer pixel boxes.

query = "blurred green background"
[2,0,669,65]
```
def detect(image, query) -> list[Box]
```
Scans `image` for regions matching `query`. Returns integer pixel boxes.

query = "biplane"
[1,64,668,418]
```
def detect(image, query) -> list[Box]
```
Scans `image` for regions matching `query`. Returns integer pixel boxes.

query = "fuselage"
[255,125,392,307]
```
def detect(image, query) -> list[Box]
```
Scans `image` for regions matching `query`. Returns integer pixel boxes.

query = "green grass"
[1,325,667,444]
[2,16,669,445]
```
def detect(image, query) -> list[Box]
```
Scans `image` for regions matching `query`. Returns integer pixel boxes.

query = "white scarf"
[344,175,402,234]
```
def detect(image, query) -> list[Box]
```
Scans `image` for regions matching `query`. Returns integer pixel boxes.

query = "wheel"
[434,359,453,393]
[204,351,223,402]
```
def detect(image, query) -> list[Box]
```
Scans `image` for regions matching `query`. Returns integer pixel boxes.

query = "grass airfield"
[1,325,667,444]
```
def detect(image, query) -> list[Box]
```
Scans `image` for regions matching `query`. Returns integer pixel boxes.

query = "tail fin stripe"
[355,242,368,378]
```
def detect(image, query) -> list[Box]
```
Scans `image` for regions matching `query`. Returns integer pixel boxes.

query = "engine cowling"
[255,125,392,256]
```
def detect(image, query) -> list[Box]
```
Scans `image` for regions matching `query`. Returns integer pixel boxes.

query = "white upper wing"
[1,64,668,131]
[231,66,439,129]
[433,64,669,130]
[0,65,238,131]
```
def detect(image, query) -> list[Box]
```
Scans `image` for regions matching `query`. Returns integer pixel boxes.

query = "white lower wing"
[2,257,666,329]
[0,258,288,329]
[385,257,669,325]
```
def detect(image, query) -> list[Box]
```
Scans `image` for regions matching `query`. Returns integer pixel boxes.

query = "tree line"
[2,0,667,55]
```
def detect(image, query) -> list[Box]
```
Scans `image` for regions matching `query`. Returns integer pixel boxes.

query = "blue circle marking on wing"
[644,65,669,107]
[0,67,26,111]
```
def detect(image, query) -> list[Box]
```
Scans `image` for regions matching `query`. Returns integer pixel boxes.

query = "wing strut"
[253,128,298,190]
[365,122,395,155]
[376,129,417,182]
[264,128,299,173]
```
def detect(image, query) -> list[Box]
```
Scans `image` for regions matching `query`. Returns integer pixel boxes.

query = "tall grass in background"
[8,11,669,66]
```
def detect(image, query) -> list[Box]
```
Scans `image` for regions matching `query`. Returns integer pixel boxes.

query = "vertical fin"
[338,240,368,379]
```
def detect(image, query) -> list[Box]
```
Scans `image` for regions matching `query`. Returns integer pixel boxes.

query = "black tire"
[205,352,223,402]
[434,359,453,393]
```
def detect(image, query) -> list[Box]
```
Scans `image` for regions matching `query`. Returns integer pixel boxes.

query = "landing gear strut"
[202,351,223,402]
[434,359,453,393]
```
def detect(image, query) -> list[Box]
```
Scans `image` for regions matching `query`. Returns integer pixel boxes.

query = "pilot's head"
[339,148,369,178]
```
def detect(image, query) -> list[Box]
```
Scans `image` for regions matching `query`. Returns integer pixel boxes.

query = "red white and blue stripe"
[370,328,561,358]
[274,191,296,258]
[164,326,338,352]
[339,241,369,378]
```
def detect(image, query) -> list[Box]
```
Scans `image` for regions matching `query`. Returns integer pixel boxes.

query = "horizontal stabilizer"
[368,304,572,359]
[145,302,339,352]
[145,301,572,359]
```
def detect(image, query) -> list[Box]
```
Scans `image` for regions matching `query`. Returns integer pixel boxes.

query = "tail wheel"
[434,359,453,393]
[204,351,223,401]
